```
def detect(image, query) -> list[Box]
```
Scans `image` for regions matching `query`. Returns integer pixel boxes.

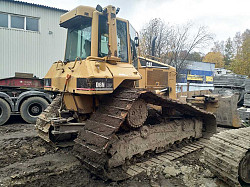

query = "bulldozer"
[36,4,249,185]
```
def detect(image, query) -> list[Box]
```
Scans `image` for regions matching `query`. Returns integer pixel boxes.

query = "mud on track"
[0,116,229,187]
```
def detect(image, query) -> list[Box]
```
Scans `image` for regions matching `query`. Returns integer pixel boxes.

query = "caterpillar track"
[204,127,250,187]
[73,88,217,180]
[36,88,216,180]
[123,138,208,179]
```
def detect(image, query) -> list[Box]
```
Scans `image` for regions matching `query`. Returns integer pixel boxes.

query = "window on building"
[26,17,39,31]
[0,13,8,28]
[11,15,24,29]
[0,12,39,32]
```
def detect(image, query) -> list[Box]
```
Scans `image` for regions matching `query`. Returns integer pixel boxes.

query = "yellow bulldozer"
[36,5,249,185]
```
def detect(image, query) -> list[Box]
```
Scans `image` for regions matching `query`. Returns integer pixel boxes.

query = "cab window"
[129,23,138,68]
[65,17,92,61]
[116,20,128,62]
[98,15,109,57]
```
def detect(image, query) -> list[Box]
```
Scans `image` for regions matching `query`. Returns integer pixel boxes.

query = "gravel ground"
[0,115,230,187]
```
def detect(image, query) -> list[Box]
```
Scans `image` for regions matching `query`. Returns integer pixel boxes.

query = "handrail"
[86,56,105,61]
[56,60,65,72]
[68,57,82,71]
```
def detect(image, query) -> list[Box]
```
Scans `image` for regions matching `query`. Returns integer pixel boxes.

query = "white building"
[0,0,67,79]
[214,68,232,76]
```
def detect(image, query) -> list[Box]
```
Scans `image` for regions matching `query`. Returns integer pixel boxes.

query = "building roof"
[185,60,216,65]
[1,0,68,12]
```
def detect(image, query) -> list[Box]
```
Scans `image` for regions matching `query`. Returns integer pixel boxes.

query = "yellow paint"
[187,75,203,81]
[44,4,178,113]
[137,57,176,99]
[64,93,94,114]
[206,76,213,82]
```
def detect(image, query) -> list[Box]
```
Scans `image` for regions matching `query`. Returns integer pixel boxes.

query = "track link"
[124,139,207,179]
[73,88,216,180]
[74,88,140,178]
[204,127,250,186]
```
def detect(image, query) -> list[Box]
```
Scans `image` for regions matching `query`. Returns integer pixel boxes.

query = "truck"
[0,72,55,125]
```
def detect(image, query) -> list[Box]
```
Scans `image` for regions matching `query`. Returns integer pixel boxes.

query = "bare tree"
[211,40,225,54]
[139,18,171,58]
[139,20,214,80]
[167,23,213,78]
[233,32,242,55]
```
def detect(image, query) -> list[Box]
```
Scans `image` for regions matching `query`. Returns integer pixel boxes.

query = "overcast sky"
[21,0,250,52]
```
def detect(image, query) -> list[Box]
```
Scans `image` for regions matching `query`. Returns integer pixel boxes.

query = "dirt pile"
[0,118,228,187]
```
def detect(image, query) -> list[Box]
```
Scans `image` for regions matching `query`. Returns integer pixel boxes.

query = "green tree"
[202,52,225,68]
[186,51,203,61]
[224,37,234,66]
[230,30,250,76]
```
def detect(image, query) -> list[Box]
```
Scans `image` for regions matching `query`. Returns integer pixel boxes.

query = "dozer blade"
[35,94,61,142]
[187,94,242,128]
[215,94,242,128]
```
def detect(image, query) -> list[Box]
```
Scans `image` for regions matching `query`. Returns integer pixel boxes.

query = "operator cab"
[44,5,142,94]
[60,5,139,64]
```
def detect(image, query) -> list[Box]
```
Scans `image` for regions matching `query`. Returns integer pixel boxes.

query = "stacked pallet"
[244,93,250,107]
[213,74,246,96]
[238,79,250,123]
[213,74,246,88]
[213,74,250,124]
[245,78,250,91]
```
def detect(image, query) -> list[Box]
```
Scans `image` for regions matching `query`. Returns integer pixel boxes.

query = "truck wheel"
[0,98,11,125]
[20,97,49,124]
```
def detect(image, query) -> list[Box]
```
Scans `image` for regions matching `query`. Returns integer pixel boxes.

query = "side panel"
[137,58,177,99]
[138,68,146,88]
[168,70,176,100]
[64,93,94,114]
[106,63,141,89]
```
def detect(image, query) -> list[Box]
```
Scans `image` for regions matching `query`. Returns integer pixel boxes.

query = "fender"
[0,92,15,111]
[15,91,53,111]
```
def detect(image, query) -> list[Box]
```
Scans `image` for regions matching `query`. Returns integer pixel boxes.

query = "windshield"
[98,15,109,57]
[129,23,138,67]
[117,20,128,62]
[65,17,92,61]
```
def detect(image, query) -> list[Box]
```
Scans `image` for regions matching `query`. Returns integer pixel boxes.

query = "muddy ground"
[0,116,230,187]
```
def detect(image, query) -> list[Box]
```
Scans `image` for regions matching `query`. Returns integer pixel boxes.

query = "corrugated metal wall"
[187,61,215,72]
[0,0,67,79]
